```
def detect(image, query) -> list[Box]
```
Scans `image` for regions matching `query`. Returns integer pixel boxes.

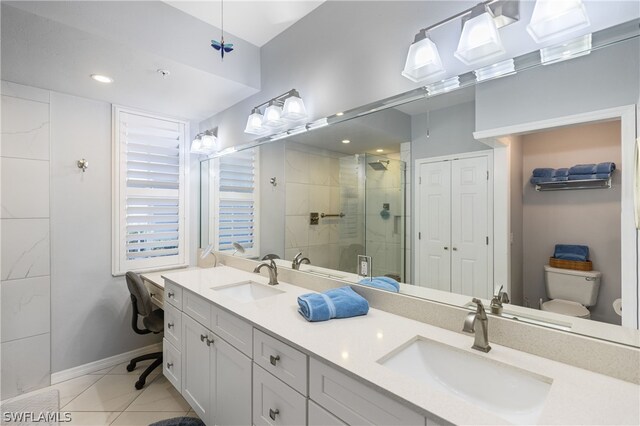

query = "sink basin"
[379,337,552,424]
[212,281,283,303]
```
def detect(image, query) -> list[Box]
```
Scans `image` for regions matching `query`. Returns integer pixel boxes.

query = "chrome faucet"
[292,252,310,270]
[490,285,510,315]
[463,298,491,353]
[253,259,279,285]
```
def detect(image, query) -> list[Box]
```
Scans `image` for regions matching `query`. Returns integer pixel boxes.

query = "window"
[112,107,189,275]
[210,148,260,257]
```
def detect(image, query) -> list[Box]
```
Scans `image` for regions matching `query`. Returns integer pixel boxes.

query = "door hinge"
[419,176,422,184]
[486,170,489,180]
[418,232,422,240]
[486,236,489,245]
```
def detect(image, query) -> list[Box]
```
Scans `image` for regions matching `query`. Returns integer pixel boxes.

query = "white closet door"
[418,161,451,291]
[451,156,489,298]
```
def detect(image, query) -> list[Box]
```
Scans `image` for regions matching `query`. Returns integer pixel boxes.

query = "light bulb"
[262,103,285,128]
[282,93,308,121]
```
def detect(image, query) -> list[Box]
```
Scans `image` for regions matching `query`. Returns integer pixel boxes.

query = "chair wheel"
[126,362,136,372]
[135,379,145,390]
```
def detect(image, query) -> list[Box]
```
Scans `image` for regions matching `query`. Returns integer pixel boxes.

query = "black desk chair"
[125,271,164,390]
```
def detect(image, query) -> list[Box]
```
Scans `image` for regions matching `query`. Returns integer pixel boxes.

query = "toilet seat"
[541,299,591,319]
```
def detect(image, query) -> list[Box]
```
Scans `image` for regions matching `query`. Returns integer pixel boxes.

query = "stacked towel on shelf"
[553,244,589,262]
[568,173,612,180]
[358,276,400,292]
[297,286,369,322]
[567,162,615,181]
[553,168,569,181]
[532,168,555,177]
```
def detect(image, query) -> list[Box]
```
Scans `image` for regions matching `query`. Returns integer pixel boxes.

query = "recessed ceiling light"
[376,149,384,153]
[90,74,113,84]
[342,139,350,144]
[336,112,344,116]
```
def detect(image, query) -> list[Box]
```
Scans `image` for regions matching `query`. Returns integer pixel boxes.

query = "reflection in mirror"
[200,25,640,346]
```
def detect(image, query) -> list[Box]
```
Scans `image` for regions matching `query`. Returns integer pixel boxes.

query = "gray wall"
[509,136,524,306]
[475,38,640,131]
[521,121,622,325]
[50,92,161,372]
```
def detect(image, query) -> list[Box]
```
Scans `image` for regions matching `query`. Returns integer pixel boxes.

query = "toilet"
[541,265,602,319]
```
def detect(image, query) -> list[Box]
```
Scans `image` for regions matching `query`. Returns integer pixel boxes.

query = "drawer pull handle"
[200,334,208,343]
[205,337,214,347]
[269,408,279,421]
[167,322,174,329]
[166,362,173,369]
[269,355,280,366]
[167,291,175,298]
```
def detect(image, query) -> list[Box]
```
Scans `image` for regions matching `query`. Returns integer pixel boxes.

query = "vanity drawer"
[308,400,346,426]
[253,364,307,426]
[210,304,253,357]
[309,358,426,426]
[183,289,211,327]
[163,302,182,348]
[254,329,308,395]
[164,280,183,310]
[143,279,164,307]
[163,338,181,392]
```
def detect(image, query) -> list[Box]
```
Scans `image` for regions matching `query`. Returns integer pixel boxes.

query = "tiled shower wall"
[1,81,51,398]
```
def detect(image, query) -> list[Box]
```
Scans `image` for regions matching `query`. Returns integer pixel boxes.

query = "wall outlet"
[357,255,371,277]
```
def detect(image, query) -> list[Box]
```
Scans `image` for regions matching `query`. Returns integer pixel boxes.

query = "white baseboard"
[51,343,163,384]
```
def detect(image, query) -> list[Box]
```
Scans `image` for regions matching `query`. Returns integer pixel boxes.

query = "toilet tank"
[544,266,601,306]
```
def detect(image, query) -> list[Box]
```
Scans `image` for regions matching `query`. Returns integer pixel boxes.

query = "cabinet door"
[253,364,307,426]
[308,400,346,426]
[181,313,211,421]
[417,161,451,291]
[450,156,489,299]
[210,336,252,426]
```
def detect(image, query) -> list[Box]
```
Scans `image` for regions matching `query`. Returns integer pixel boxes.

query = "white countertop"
[162,266,640,425]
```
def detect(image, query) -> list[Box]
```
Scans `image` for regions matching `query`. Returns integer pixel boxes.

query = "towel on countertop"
[553,244,589,262]
[297,286,369,322]
[568,173,611,180]
[532,168,555,177]
[569,164,596,175]
[358,276,400,292]
[596,162,616,174]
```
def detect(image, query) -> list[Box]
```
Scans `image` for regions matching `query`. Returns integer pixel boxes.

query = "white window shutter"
[113,108,189,275]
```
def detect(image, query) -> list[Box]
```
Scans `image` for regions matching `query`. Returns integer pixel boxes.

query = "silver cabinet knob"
[167,322,174,329]
[269,408,279,421]
[452,247,458,251]
[200,334,207,343]
[444,247,449,250]
[205,337,214,347]
[269,355,280,366]
[166,362,173,369]
[167,291,174,298]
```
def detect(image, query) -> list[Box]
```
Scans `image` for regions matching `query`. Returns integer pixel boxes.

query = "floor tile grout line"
[60,373,110,410]
[119,372,161,413]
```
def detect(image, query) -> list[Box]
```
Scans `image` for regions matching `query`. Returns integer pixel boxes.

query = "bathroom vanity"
[159,264,639,425]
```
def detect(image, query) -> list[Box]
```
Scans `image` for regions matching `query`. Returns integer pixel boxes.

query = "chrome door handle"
[167,322,174,329]
[269,355,280,366]
[166,362,173,369]
[269,408,279,421]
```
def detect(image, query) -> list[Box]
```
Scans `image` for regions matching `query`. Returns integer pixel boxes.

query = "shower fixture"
[368,160,390,171]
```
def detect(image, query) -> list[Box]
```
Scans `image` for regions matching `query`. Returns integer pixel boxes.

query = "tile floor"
[1,360,198,425]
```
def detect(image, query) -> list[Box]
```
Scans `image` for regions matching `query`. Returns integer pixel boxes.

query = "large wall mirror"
[201,20,640,347]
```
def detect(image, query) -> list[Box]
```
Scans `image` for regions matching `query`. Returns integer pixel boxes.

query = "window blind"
[113,109,188,274]
[213,148,259,256]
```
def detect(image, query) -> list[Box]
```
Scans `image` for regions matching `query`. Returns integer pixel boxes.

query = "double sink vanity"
[144,257,640,426]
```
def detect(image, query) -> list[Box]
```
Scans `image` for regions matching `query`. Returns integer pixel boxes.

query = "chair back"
[126,271,153,317]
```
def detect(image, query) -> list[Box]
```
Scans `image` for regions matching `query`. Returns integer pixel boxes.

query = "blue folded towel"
[569,164,596,175]
[297,286,369,322]
[568,174,611,180]
[596,162,616,173]
[532,168,555,177]
[530,176,556,184]
[553,244,589,262]
[553,168,569,177]
[358,276,400,292]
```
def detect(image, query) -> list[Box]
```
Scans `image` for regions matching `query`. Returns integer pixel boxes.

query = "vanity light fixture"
[426,76,460,96]
[454,3,506,66]
[342,139,351,144]
[90,74,113,83]
[190,129,218,155]
[540,33,592,65]
[527,0,590,43]
[474,58,516,82]
[401,30,445,83]
[244,89,309,136]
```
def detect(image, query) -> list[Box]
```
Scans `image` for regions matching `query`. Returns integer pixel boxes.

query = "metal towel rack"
[320,212,345,218]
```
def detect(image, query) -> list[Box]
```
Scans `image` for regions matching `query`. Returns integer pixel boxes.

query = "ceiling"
[165,1,325,47]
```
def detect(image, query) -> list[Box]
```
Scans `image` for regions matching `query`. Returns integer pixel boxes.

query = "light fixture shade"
[200,132,217,153]
[244,111,267,135]
[262,103,285,128]
[540,33,592,65]
[281,95,308,121]
[401,35,445,83]
[190,137,204,154]
[527,0,590,43]
[474,58,516,82]
[454,11,506,66]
